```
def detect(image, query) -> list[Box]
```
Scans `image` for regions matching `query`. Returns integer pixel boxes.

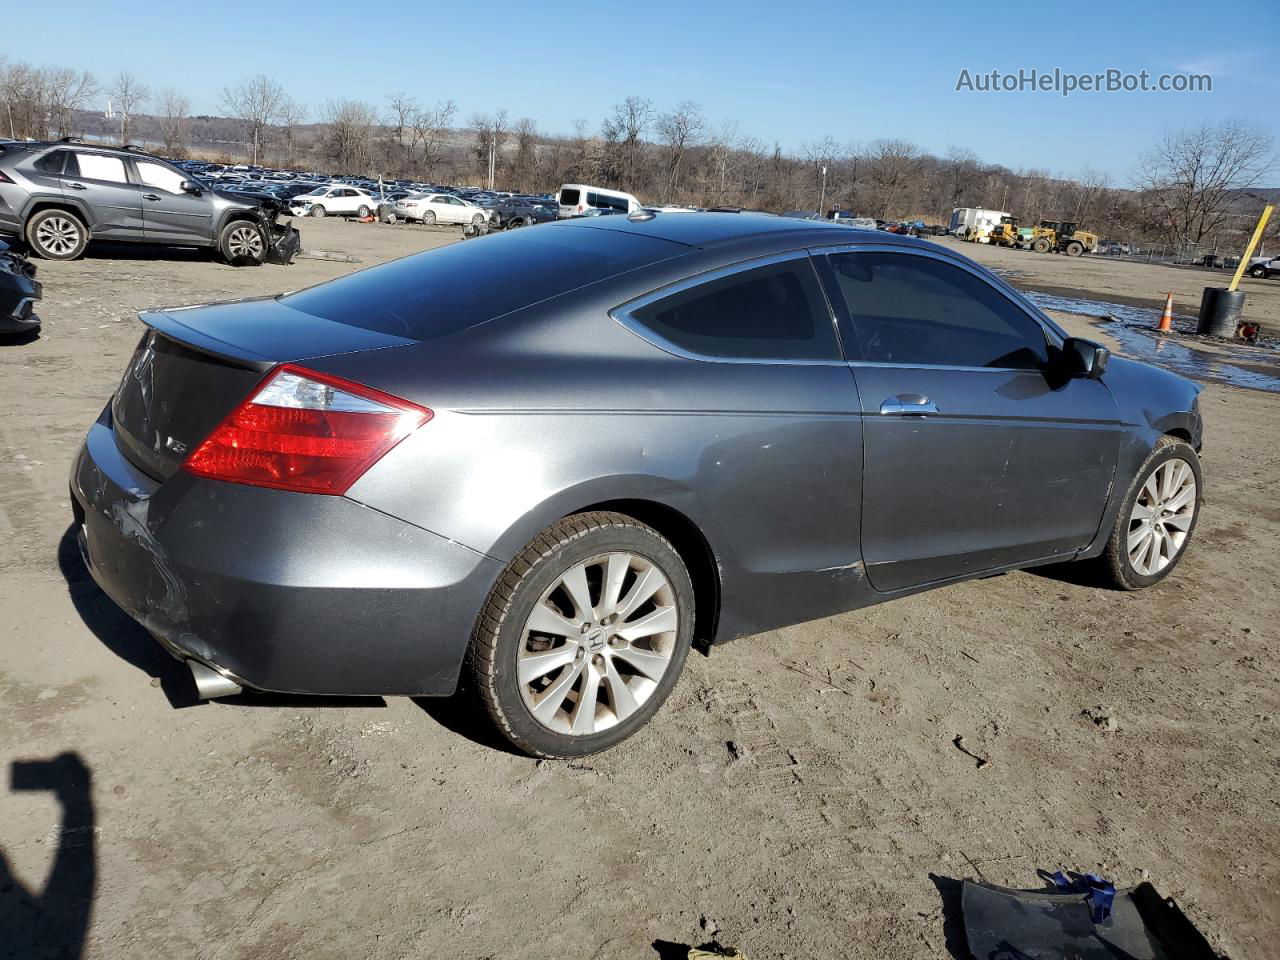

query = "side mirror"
[1061,337,1110,379]
[180,180,202,195]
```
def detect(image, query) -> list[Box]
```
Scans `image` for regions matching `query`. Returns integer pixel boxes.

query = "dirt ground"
[1,219,1277,960]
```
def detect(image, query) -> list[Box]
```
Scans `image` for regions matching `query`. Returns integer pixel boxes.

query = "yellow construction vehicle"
[988,215,1022,248]
[1029,220,1099,257]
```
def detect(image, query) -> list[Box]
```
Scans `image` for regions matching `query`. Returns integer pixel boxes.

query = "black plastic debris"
[962,874,1223,959]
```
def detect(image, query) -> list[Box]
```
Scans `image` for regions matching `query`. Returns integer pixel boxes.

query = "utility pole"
[819,165,827,217]
[487,134,496,189]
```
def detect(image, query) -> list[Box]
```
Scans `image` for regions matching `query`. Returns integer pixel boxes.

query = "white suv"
[290,186,377,218]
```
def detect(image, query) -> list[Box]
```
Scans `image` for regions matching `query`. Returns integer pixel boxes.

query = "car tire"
[217,219,267,266]
[1249,264,1267,279]
[1095,436,1202,590]
[422,210,436,225]
[471,213,485,226]
[310,204,326,218]
[25,209,88,260]
[357,205,371,218]
[1065,241,1083,257]
[467,511,695,758]
[508,217,525,229]
[1031,237,1051,254]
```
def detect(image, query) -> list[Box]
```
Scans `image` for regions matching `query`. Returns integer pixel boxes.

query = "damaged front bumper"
[0,242,41,335]
[69,404,503,696]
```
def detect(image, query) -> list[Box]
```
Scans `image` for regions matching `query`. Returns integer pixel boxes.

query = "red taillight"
[183,364,431,495]
[577,204,583,212]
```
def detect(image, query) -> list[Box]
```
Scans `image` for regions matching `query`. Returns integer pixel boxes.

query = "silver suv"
[0,140,298,265]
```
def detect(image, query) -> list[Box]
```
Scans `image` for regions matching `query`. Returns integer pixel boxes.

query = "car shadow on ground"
[1,752,96,960]
[58,524,391,713]
[1025,558,1122,590]
[0,330,40,347]
[412,695,525,756]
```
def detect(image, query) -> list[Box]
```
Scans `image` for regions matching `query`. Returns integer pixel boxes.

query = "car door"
[133,158,214,245]
[437,196,462,223]
[820,247,1122,593]
[64,152,145,239]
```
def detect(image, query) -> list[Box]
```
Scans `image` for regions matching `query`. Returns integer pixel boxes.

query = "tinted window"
[630,258,839,361]
[827,252,1048,369]
[34,150,68,174]
[282,225,683,340]
[560,188,580,205]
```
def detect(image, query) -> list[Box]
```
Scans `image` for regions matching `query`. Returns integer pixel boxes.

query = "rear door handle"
[65,181,87,190]
[879,394,938,416]
[143,194,161,201]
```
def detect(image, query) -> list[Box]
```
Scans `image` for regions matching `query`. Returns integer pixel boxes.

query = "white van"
[557,184,643,218]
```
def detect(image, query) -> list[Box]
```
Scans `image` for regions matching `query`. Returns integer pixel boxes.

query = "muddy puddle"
[1024,291,1280,394]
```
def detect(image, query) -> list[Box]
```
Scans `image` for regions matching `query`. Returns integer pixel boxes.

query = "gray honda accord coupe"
[71,213,1203,757]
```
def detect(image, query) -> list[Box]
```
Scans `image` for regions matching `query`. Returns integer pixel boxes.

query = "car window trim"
[809,241,1067,370]
[610,250,848,366]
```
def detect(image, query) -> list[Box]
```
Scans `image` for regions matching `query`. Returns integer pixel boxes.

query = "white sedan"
[393,193,494,226]
[289,186,378,219]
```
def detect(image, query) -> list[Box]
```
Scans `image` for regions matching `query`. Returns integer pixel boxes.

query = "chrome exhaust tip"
[188,660,242,699]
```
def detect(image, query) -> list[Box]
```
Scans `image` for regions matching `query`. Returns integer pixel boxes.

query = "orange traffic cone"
[1157,293,1174,332]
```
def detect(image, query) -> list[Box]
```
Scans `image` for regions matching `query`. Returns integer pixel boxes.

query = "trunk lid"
[110,297,415,480]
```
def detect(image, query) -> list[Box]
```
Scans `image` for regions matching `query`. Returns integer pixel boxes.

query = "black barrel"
[1197,287,1245,337]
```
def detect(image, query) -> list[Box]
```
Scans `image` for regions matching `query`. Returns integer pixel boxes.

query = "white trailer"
[949,207,1009,240]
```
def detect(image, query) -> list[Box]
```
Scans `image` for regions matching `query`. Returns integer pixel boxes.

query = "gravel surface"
[1,219,1276,959]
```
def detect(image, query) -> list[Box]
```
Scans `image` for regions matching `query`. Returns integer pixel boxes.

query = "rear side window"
[34,150,69,174]
[628,258,839,361]
[827,251,1048,369]
[74,153,128,184]
[560,188,580,205]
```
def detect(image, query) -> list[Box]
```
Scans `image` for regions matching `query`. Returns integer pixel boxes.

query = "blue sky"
[5,0,1278,183]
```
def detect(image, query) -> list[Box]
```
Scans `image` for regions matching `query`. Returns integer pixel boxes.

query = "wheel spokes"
[616,565,664,618]
[531,658,587,725]
[617,605,678,642]
[518,644,578,684]
[518,549,680,736]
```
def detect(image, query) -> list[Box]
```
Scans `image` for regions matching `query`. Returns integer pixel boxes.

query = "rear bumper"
[70,406,502,696]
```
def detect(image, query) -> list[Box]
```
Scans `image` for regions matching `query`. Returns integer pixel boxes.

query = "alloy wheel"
[35,216,81,256]
[1127,458,1197,576]
[226,225,264,259]
[518,552,679,736]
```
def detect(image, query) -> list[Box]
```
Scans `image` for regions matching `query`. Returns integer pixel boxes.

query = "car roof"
[554,211,929,252]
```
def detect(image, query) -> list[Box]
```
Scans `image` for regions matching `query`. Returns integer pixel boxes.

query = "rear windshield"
[559,188,580,205]
[280,225,683,339]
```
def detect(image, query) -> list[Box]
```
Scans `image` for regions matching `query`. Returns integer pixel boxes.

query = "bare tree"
[611,95,653,188]
[45,68,97,139]
[156,89,190,157]
[509,118,540,191]
[470,110,509,187]
[278,97,307,168]
[410,99,456,178]
[322,99,379,174]
[865,138,921,218]
[1137,119,1275,244]
[656,100,704,201]
[221,75,284,165]
[107,72,148,145]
